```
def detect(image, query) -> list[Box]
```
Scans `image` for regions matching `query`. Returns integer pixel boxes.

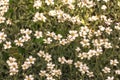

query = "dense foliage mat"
[0,0,120,80]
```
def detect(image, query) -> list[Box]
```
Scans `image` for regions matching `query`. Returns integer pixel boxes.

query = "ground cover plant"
[0,0,120,80]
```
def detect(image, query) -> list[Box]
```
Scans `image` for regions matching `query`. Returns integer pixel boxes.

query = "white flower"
[6,19,12,25]
[33,0,42,9]
[104,42,112,48]
[9,68,18,75]
[0,0,9,24]
[33,12,46,22]
[67,30,78,41]
[24,75,34,80]
[105,27,112,34]
[34,31,42,38]
[79,0,96,8]
[46,31,55,37]
[70,16,81,24]
[20,29,32,35]
[105,18,113,25]
[89,16,98,21]
[48,10,57,16]
[22,35,31,42]
[110,59,119,66]
[106,76,114,80]
[46,74,55,80]
[37,50,45,57]
[79,63,89,74]
[39,70,46,76]
[59,39,67,45]
[94,30,102,36]
[24,29,32,35]
[79,26,89,38]
[58,57,66,64]
[22,56,36,70]
[50,69,61,76]
[6,57,18,75]
[115,25,120,30]
[47,62,55,70]
[43,37,52,44]
[66,59,73,65]
[3,41,11,49]
[0,16,6,23]
[45,0,54,5]
[0,31,7,42]
[26,56,36,64]
[103,0,109,3]
[69,30,78,38]
[80,38,90,47]
[22,63,30,70]
[99,25,105,31]
[74,61,83,68]
[44,53,52,62]
[14,38,24,46]
[102,67,111,73]
[115,70,120,75]
[75,47,81,52]
[87,71,94,77]
[101,5,107,10]
[6,57,16,64]
[100,15,107,20]
[54,34,62,40]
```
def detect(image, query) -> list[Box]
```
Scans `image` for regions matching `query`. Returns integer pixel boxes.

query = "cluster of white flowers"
[78,0,96,8]
[22,56,36,70]
[37,50,52,62]
[48,9,81,24]
[79,26,90,38]
[102,59,120,79]
[100,15,113,25]
[78,49,102,60]
[14,29,32,46]
[39,69,61,80]
[88,15,99,21]
[92,38,112,49]
[3,0,120,79]
[6,57,18,75]
[43,30,79,45]
[61,0,75,9]
[0,31,12,49]
[74,61,94,77]
[0,0,9,24]
[58,56,73,65]
[37,50,62,80]
[33,0,82,24]
[33,12,46,22]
